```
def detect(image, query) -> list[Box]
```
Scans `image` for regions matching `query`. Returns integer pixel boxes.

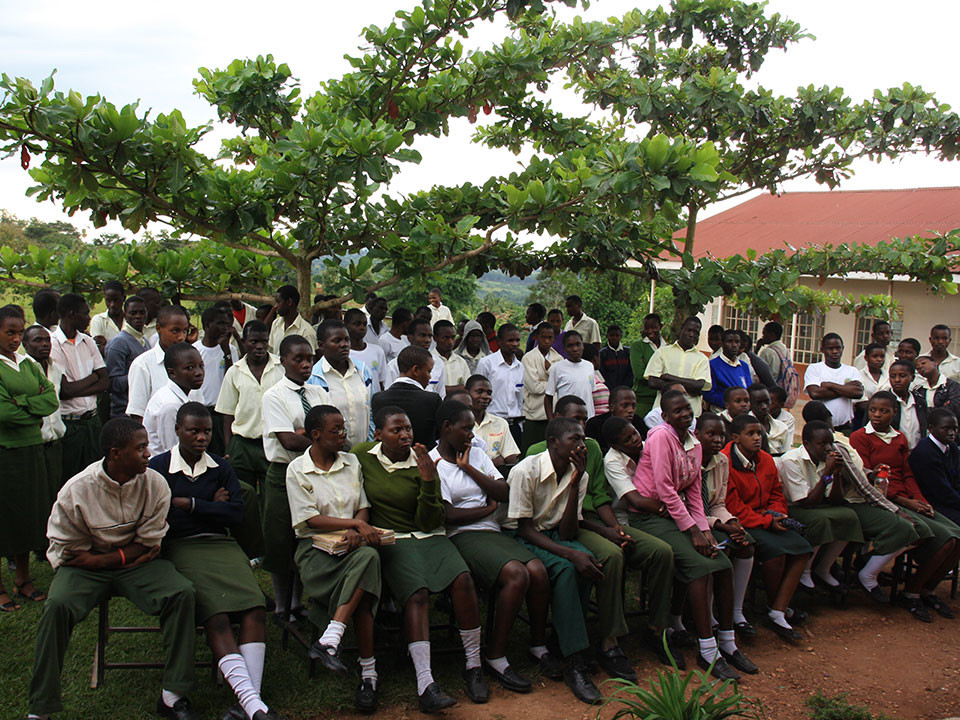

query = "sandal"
[0,590,21,612]
[14,579,47,603]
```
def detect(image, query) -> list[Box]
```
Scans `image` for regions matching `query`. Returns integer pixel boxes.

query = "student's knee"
[648,539,674,567]
[734,545,755,559]
[205,613,232,638]
[407,589,430,610]
[498,561,530,593]
[452,571,476,596]
[526,558,550,590]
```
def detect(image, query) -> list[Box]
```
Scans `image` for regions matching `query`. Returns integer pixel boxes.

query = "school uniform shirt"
[215,354,285,439]
[603,446,636,525]
[803,361,860,427]
[438,352,470,388]
[474,411,520,462]
[193,340,239,407]
[563,313,601,345]
[285,450,368,539]
[476,351,524,419]
[776,445,830,504]
[26,356,66,442]
[307,357,374,448]
[46,459,171,570]
[933,351,960,383]
[143,380,203,456]
[644,341,711,416]
[350,343,387,393]
[764,414,791,455]
[105,328,149,417]
[702,452,736,526]
[363,317,389,348]
[892,391,922,449]
[125,343,171,417]
[857,366,889,402]
[643,405,697,432]
[231,301,258,336]
[772,408,797,448]
[704,353,752,408]
[261,377,329,464]
[378,332,410,364]
[143,318,157,341]
[545,358,597,417]
[49,327,105,416]
[920,373,948,409]
[758,340,790,382]
[430,446,502,535]
[853,346,896,374]
[850,425,925,503]
[522,346,562,422]
[89,311,123,343]
[382,353,446,398]
[268,314,318,355]
[503,450,587,531]
[428,303,453,327]
[633,422,707,532]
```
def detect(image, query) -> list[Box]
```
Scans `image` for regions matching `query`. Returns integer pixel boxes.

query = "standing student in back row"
[521,322,562,451]
[545,331,596,420]
[644,316,711,417]
[476,324,524,447]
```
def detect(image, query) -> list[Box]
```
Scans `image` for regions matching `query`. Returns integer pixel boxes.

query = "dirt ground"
[337,588,960,720]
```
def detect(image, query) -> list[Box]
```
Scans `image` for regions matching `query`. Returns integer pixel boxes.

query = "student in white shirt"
[465,375,520,467]
[192,307,239,455]
[803,333,863,430]
[427,288,454,327]
[853,320,896,373]
[143,343,205,456]
[382,318,446,397]
[888,360,923,449]
[747,384,791,456]
[769,386,797,448]
[363,297,390,348]
[433,320,470,392]
[475,324,524,445]
[126,305,190,421]
[266,284,318,355]
[343,308,387,393]
[563,295,601,347]
[853,342,889,427]
[545,331,596,420]
[928,324,960,383]
[521,322,563,451]
[378,307,412,364]
[89,280,126,352]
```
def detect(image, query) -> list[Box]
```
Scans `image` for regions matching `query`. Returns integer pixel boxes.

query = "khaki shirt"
[934,351,960,383]
[285,451,368,538]
[703,453,735,525]
[260,377,329,464]
[644,342,711,415]
[215,355,286,439]
[522,347,563,421]
[475,412,519,461]
[47,460,171,569]
[765,414,791,455]
[563,313,601,345]
[440,352,470,388]
[89,311,123,343]
[268,314,318,355]
[775,445,825,504]
[504,451,586,531]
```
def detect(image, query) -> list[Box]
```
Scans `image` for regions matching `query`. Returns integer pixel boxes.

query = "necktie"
[296,386,312,416]
[701,468,712,514]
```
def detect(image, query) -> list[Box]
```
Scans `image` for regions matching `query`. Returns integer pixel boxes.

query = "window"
[853,314,903,356]
[721,306,759,338]
[722,306,824,364]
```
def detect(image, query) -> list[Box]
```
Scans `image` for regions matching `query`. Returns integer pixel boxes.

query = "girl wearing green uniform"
[0,306,59,610]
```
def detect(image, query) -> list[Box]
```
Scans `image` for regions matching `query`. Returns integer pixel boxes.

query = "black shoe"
[252,710,289,720]
[221,704,245,720]
[533,650,563,680]
[734,620,756,638]
[644,631,686,670]
[696,654,740,681]
[923,594,955,619]
[157,697,201,720]
[763,617,803,644]
[598,646,638,682]
[418,682,457,713]
[563,661,601,704]
[668,627,696,648]
[485,660,532,693]
[896,594,933,623]
[786,608,808,626]
[462,666,488,704]
[720,648,759,675]
[858,580,889,604]
[354,678,379,714]
[308,642,348,676]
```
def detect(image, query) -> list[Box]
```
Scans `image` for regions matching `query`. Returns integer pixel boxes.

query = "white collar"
[302,451,349,475]
[719,353,742,368]
[864,423,900,444]
[164,379,191,403]
[0,353,28,370]
[392,376,426,390]
[606,343,623,352]
[369,442,418,471]
[642,336,661,348]
[169,445,217,479]
[930,435,949,454]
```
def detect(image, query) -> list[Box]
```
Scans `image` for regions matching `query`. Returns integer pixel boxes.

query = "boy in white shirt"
[192,307,239,455]
[345,308,386,393]
[143,343,205,456]
[545,331,596,419]
[803,333,863,431]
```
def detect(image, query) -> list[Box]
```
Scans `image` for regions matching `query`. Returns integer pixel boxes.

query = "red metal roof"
[669,187,960,260]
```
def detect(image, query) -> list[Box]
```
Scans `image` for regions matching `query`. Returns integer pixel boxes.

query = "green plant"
[805,692,897,720]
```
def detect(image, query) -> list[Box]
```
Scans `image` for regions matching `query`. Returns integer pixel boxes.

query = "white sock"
[670,614,687,633]
[717,629,737,655]
[271,572,292,614]
[814,541,847,587]
[359,656,378,688]
[459,626,482,670]
[529,645,549,660]
[698,636,719,663]
[239,642,265,694]
[409,641,434,694]
[768,608,792,630]
[219,653,268,719]
[161,690,183,708]
[800,569,815,588]
[485,655,510,673]
[731,556,753,624]
[859,551,900,590]
[26,715,49,720]
[319,619,346,649]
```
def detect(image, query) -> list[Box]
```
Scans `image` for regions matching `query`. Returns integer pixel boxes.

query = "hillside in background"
[476,269,536,304]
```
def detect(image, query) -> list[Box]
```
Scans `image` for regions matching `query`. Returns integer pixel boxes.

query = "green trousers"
[60,414,102,485]
[29,560,197,715]
[232,480,265,560]
[582,511,674,630]
[226,435,269,494]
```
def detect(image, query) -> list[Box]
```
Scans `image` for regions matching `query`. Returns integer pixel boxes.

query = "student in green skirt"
[150,404,281,720]
[632,391,757,680]
[260,335,330,622]
[776,421,865,593]
[430,400,550,694]
[0,307,59,611]
[286,405,382,713]
[353,407,487,713]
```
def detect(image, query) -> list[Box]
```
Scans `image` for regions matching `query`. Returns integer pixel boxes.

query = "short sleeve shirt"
[285,451,368,538]
[430,446,502,536]
[503,451,587,531]
[546,359,597,417]
[475,412,520,461]
[49,328,106,415]
[803,361,860,427]
[261,378,330,464]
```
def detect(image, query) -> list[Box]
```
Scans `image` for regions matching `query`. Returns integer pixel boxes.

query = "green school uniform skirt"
[848,503,922,555]
[449,530,536,589]
[261,461,296,573]
[748,526,813,563]
[899,508,960,551]
[378,535,469,606]
[787,504,864,548]
[43,439,63,510]
[162,535,265,623]
[295,539,382,627]
[628,512,731,584]
[0,444,48,557]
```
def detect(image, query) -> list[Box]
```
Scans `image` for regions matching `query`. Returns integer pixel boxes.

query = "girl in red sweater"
[724,414,812,643]
[850,391,960,621]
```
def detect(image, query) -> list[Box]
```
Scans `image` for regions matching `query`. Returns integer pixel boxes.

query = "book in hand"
[311,527,395,555]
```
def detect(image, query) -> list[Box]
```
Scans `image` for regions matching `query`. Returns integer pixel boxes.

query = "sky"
[1,0,957,241]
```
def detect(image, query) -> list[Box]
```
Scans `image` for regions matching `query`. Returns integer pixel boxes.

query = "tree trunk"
[296,254,313,319]
[670,204,701,337]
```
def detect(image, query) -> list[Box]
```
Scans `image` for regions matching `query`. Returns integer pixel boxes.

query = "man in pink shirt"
[629,390,758,680]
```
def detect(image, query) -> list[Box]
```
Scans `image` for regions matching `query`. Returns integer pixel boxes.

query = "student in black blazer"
[910,407,960,527]
[371,346,442,449]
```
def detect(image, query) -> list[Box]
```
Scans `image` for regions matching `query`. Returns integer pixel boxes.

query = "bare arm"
[275,430,311,453]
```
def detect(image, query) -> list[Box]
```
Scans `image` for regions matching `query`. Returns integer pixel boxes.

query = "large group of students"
[2,283,960,720]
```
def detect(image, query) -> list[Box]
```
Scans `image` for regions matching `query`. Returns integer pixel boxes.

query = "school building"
[657,187,960,374]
